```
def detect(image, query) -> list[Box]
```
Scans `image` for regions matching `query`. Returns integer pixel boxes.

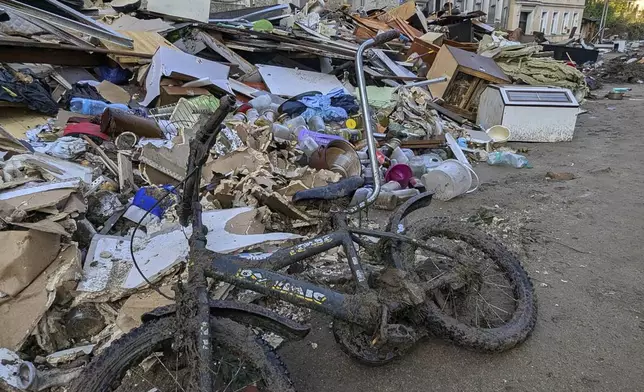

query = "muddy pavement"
[279,84,644,392]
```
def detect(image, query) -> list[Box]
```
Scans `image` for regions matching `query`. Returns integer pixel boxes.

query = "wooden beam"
[117,152,137,192]
[196,30,257,75]
[82,135,119,176]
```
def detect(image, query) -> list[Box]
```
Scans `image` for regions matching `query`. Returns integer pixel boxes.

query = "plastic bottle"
[299,136,319,157]
[272,123,293,141]
[374,192,398,210]
[245,108,260,124]
[248,95,272,111]
[69,98,129,116]
[392,188,420,202]
[285,116,307,131]
[349,187,373,207]
[390,147,409,165]
[381,181,402,192]
[408,157,427,178]
[307,115,326,132]
[486,152,531,168]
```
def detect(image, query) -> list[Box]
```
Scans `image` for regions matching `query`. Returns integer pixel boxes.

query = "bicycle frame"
[183,31,406,390]
[203,213,380,327]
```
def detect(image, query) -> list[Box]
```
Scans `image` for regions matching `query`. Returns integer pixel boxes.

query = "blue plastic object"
[95,65,130,85]
[70,98,130,116]
[132,185,176,218]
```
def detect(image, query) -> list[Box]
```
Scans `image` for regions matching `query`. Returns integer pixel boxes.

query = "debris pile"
[478,32,589,101]
[0,0,589,388]
[585,55,644,84]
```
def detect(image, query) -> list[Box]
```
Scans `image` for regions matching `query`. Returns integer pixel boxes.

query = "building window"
[563,12,570,33]
[519,11,531,33]
[573,12,579,28]
[540,11,548,33]
[551,11,559,34]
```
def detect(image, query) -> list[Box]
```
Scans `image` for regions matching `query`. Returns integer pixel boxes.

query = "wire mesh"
[148,95,221,138]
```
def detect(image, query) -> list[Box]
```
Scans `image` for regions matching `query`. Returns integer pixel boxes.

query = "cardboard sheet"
[257,64,344,97]
[96,81,131,104]
[0,244,81,351]
[0,230,61,298]
[76,208,301,301]
[140,46,231,106]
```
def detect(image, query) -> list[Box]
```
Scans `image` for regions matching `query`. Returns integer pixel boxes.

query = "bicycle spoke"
[476,298,493,329]
[483,281,512,290]
[475,300,479,328]
[233,381,261,392]
[222,361,245,392]
[131,366,163,392]
[154,354,186,392]
[477,292,508,323]
[484,283,519,302]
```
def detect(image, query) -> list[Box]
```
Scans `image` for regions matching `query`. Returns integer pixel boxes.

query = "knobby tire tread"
[393,217,537,352]
[69,316,294,392]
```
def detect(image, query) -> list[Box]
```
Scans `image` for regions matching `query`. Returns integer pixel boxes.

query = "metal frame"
[180,32,431,390]
[0,0,133,48]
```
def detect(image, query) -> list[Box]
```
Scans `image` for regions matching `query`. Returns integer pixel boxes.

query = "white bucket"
[421,159,479,201]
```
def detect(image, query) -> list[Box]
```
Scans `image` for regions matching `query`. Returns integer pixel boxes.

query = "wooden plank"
[82,135,118,176]
[426,45,459,99]
[354,16,390,31]
[400,137,445,149]
[386,1,417,21]
[207,25,355,58]
[459,66,509,84]
[426,101,466,124]
[0,44,105,66]
[117,152,136,192]
[278,43,354,60]
[197,31,257,75]
[459,77,481,108]
[371,49,415,79]
[100,31,177,65]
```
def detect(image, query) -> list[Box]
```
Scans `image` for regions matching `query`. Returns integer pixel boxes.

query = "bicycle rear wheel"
[392,217,537,352]
[70,316,294,392]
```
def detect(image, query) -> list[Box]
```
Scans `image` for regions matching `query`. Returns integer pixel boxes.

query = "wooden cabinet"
[426,45,510,120]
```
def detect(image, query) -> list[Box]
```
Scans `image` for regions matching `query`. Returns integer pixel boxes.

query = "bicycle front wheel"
[392,217,537,352]
[70,316,294,392]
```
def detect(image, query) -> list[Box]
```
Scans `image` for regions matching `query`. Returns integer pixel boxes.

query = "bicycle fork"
[189,199,214,390]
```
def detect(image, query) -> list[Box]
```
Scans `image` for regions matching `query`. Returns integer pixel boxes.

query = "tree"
[585,0,644,39]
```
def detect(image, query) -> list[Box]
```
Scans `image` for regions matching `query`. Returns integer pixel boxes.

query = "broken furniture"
[426,45,510,120]
[477,85,580,142]
[541,44,599,65]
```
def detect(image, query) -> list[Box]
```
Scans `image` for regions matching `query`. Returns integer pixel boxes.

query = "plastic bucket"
[421,159,479,201]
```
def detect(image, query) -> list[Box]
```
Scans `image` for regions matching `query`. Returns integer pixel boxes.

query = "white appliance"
[477,85,580,142]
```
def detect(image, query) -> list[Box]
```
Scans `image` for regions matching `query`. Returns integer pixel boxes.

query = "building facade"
[506,0,587,41]
[424,0,586,42]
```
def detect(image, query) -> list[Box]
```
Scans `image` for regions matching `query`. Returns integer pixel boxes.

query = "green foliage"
[585,0,644,39]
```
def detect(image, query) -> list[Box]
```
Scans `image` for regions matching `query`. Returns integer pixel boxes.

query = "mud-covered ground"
[279,84,644,392]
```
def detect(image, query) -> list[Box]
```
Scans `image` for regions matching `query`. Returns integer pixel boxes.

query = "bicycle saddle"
[292,176,365,202]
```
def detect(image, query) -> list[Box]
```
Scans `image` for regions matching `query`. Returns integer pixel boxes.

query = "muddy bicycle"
[71,31,537,392]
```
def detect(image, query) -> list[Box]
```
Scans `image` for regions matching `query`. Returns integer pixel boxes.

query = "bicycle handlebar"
[371,30,401,46]
[346,30,401,214]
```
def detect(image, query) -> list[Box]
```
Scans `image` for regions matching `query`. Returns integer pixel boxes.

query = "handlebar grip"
[372,30,400,46]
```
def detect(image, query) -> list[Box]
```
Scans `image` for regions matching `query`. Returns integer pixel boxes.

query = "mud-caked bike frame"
[173,30,448,390]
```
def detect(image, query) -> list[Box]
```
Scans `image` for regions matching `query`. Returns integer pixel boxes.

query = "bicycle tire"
[70,316,295,392]
[392,217,537,352]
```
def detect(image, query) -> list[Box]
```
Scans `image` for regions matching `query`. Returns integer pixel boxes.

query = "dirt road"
[280,84,644,392]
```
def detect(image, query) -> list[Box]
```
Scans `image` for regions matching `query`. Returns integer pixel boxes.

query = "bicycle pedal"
[380,323,418,344]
